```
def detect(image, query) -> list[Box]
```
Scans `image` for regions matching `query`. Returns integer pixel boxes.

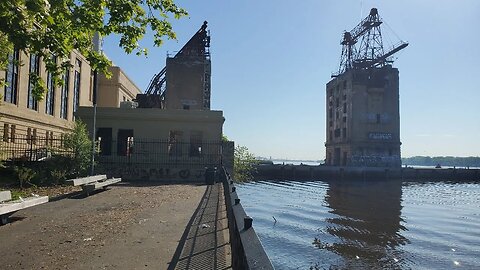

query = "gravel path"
[0,183,206,269]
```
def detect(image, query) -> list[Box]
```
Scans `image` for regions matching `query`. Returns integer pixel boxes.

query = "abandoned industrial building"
[325,8,408,167]
[76,22,233,180]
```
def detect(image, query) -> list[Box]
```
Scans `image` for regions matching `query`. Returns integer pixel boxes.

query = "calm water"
[237,180,480,269]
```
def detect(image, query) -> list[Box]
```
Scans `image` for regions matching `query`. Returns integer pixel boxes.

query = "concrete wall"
[76,107,224,141]
[76,107,226,181]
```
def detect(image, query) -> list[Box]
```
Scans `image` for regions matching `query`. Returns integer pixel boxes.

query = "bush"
[234,145,259,182]
[63,119,93,177]
[14,166,36,188]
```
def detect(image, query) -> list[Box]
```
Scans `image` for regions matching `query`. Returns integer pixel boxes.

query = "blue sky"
[103,0,480,160]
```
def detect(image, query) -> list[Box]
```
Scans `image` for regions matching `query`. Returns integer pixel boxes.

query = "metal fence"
[1,134,223,168]
[97,138,223,168]
[1,134,72,162]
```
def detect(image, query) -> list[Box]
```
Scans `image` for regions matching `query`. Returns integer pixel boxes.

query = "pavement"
[0,182,230,269]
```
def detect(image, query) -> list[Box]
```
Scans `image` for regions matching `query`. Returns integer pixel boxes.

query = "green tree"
[0,0,187,99]
[234,145,259,182]
[63,119,92,176]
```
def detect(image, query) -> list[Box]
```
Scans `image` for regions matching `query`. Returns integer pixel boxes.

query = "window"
[343,81,347,89]
[60,68,70,119]
[343,94,346,101]
[73,59,81,119]
[32,128,37,145]
[27,128,32,144]
[343,103,347,113]
[73,71,81,119]
[97,128,112,156]
[334,128,341,138]
[336,98,339,108]
[28,54,40,110]
[376,113,381,124]
[343,116,347,123]
[168,131,183,156]
[189,131,203,157]
[183,104,190,110]
[45,56,57,115]
[3,124,9,142]
[117,129,133,156]
[342,128,347,139]
[10,125,15,143]
[329,121,333,127]
[4,49,19,104]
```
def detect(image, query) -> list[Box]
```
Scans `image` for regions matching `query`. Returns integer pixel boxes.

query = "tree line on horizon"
[402,156,480,167]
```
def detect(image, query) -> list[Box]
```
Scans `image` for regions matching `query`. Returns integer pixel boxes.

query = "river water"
[237,180,480,269]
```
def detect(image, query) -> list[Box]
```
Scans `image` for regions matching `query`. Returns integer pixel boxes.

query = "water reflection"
[316,180,409,269]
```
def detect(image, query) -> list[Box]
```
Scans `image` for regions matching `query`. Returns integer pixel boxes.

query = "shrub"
[63,119,93,177]
[14,166,36,188]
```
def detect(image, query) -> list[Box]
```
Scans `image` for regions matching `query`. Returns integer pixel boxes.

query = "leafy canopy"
[0,0,187,100]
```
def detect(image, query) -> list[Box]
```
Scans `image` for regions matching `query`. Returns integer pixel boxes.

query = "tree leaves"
[0,0,187,100]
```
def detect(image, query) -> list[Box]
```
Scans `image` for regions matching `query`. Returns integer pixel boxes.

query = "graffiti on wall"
[101,165,209,181]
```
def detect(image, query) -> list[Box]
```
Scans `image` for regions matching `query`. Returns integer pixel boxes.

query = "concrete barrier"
[220,168,274,270]
[1,193,49,225]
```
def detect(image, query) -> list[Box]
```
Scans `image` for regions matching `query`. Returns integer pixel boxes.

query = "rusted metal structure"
[136,21,211,109]
[336,8,408,76]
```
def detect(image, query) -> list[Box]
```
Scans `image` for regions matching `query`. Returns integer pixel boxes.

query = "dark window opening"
[336,98,339,107]
[334,128,341,138]
[117,129,133,156]
[189,131,203,157]
[329,121,333,127]
[183,104,190,110]
[168,131,183,156]
[376,113,381,124]
[97,128,112,156]
[10,125,15,143]
[343,116,347,123]
[3,124,9,142]
[343,103,347,113]
[342,128,347,139]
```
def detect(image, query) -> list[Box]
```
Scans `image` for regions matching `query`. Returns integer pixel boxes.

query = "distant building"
[325,66,401,167]
[325,8,407,167]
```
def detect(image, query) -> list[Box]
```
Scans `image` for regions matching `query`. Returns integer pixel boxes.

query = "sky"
[103,0,480,160]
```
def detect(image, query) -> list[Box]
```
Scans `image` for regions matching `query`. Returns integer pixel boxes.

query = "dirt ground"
[0,182,206,270]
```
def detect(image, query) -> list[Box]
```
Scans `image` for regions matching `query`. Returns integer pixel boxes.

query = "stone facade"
[325,65,401,167]
[97,66,142,108]
[0,50,140,140]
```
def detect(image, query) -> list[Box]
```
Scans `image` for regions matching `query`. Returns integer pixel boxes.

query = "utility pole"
[90,33,101,176]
